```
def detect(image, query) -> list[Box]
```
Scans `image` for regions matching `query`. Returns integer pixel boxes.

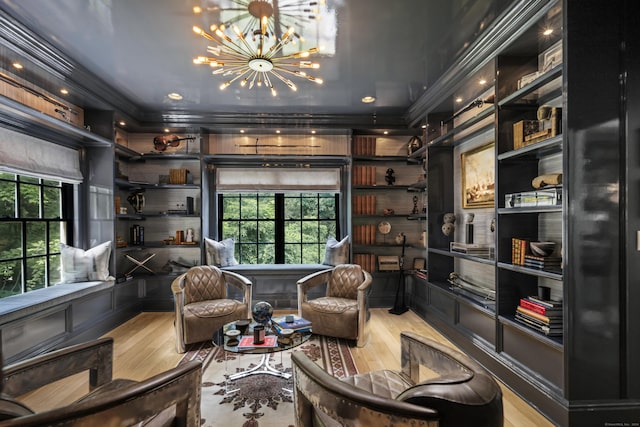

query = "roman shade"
[217,167,340,192]
[0,127,83,183]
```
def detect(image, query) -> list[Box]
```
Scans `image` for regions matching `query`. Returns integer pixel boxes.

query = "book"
[519,298,562,315]
[515,314,563,336]
[526,296,563,309]
[272,315,312,331]
[237,335,278,349]
[516,306,562,324]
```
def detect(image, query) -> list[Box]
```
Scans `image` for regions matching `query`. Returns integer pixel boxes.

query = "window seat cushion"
[221,264,329,275]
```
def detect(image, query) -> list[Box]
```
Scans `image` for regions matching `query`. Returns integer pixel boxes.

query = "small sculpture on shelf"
[441,212,456,237]
[127,191,145,214]
[464,213,474,244]
[412,195,420,215]
[385,168,396,185]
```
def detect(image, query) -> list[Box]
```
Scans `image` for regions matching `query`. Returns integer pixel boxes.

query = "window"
[219,192,339,264]
[0,172,72,298]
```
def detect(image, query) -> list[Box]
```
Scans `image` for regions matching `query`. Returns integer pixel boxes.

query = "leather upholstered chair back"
[183,265,226,304]
[327,264,363,300]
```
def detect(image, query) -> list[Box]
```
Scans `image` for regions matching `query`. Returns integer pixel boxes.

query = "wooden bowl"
[529,241,556,257]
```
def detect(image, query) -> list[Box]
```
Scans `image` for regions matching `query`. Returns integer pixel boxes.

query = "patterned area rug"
[179,335,358,427]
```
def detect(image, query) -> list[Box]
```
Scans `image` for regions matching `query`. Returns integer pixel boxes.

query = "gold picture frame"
[461,142,495,208]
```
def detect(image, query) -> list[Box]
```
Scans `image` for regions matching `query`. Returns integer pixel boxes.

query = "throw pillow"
[59,241,112,283]
[204,237,239,267]
[323,235,349,266]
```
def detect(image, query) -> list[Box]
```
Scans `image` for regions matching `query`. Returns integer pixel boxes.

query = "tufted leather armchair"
[297,264,372,347]
[0,337,202,426]
[291,331,503,427]
[171,265,252,353]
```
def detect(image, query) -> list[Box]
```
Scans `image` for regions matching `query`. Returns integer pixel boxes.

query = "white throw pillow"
[204,237,239,267]
[59,241,112,283]
[323,235,349,266]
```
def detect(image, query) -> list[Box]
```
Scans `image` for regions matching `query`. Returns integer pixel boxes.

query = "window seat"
[0,280,114,324]
[221,264,329,308]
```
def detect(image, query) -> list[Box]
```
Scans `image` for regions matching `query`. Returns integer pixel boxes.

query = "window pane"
[222,221,238,238]
[319,220,337,238]
[49,222,64,254]
[284,221,302,243]
[319,196,336,218]
[49,254,61,285]
[239,221,258,242]
[284,244,301,264]
[240,195,258,219]
[284,197,301,219]
[258,194,275,219]
[0,260,22,297]
[303,222,320,242]
[43,179,61,187]
[19,176,39,184]
[43,186,62,218]
[25,256,46,292]
[0,222,22,260]
[19,183,41,218]
[0,179,16,218]
[258,243,275,263]
[258,220,275,243]
[0,172,16,180]
[26,221,46,257]
[237,243,256,264]
[223,196,240,219]
[301,196,318,219]
[301,244,321,264]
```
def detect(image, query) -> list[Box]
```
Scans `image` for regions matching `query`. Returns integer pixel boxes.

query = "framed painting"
[461,142,495,208]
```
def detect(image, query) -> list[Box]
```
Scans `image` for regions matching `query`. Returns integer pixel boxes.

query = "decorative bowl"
[529,241,556,257]
[279,328,295,338]
[225,329,241,338]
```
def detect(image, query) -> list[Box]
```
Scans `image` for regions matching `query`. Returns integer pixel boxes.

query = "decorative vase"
[127,191,145,214]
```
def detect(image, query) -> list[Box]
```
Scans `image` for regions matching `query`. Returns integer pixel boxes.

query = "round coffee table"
[213,320,312,380]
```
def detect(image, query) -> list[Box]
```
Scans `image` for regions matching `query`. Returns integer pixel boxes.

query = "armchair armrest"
[296,268,332,315]
[2,337,114,397]
[221,270,253,318]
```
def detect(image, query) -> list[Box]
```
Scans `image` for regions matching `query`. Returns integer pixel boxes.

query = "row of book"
[353,224,376,245]
[353,253,376,273]
[515,296,563,337]
[353,195,376,215]
[353,136,377,156]
[129,224,145,245]
[511,238,561,271]
[353,166,377,186]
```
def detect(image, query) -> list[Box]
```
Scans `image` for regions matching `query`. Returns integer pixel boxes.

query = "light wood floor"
[19,309,554,426]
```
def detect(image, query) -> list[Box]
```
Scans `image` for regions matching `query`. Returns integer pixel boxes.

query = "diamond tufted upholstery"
[291,331,503,427]
[297,264,372,347]
[0,337,202,426]
[172,265,252,353]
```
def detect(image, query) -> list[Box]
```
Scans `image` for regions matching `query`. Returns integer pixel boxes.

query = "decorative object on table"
[532,173,562,189]
[152,134,195,152]
[441,212,456,236]
[252,301,274,325]
[253,324,266,344]
[127,190,145,213]
[407,135,423,156]
[272,315,312,332]
[465,213,475,244]
[235,319,250,334]
[225,329,241,346]
[529,241,556,257]
[461,142,495,208]
[412,195,420,214]
[384,168,395,185]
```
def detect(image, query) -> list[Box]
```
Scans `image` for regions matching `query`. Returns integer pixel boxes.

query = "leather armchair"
[172,265,252,353]
[297,264,372,347]
[0,337,201,426]
[291,331,503,427]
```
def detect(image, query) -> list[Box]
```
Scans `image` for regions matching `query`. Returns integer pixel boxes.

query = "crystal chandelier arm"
[273,66,323,84]
[269,70,298,91]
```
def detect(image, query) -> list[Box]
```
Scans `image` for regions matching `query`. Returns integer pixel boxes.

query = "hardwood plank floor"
[17,309,554,426]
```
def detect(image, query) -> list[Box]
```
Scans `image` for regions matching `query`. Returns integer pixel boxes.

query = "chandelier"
[192,14,323,96]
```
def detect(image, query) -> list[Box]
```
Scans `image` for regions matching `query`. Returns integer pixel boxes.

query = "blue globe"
[252,301,274,325]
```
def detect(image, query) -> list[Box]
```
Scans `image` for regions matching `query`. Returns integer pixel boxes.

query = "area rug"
[179,336,358,427]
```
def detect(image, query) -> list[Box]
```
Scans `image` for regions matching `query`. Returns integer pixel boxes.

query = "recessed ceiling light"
[164,128,170,133]
[12,62,23,69]
[240,129,245,133]
[479,79,487,85]
[60,88,69,95]
[543,28,553,36]
[276,130,281,134]
[311,130,316,134]
[383,131,389,135]
[119,121,126,126]
[455,97,463,103]
[167,92,183,100]
[361,96,376,103]
[421,124,427,129]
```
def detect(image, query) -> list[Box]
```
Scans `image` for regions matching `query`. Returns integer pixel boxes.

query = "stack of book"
[523,255,562,271]
[237,335,278,349]
[515,296,563,337]
[271,315,312,333]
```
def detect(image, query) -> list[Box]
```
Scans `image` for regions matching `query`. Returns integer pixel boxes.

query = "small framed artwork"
[413,257,426,270]
[461,142,495,208]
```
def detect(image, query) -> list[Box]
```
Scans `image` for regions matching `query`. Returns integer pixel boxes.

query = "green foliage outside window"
[221,192,338,264]
[0,172,66,298]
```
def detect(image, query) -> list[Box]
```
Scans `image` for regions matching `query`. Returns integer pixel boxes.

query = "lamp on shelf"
[192,15,323,96]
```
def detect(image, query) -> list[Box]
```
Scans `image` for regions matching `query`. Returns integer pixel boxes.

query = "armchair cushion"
[341,370,413,400]
[307,297,357,314]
